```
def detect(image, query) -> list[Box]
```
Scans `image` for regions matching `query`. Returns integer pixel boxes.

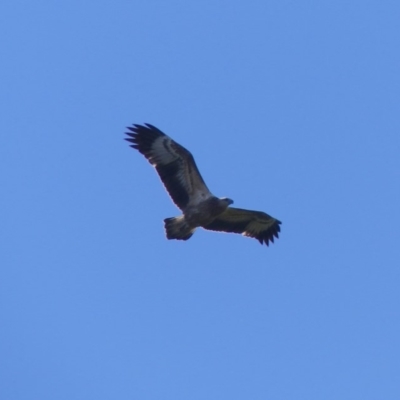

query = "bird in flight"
[125,123,281,246]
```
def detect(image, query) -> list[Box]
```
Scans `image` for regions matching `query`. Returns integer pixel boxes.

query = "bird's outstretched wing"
[125,124,212,210]
[203,207,281,246]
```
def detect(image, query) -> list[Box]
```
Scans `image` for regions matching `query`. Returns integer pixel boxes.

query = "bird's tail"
[164,216,195,241]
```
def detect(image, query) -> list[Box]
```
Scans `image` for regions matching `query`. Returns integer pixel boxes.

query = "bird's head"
[221,197,234,206]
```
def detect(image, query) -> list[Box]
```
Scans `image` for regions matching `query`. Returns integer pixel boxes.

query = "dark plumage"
[125,123,281,246]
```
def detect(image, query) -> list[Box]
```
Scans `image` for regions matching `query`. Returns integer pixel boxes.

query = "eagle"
[125,123,282,246]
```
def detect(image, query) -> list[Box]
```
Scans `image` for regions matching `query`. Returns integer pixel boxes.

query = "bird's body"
[165,196,233,240]
[184,196,232,227]
[125,123,281,246]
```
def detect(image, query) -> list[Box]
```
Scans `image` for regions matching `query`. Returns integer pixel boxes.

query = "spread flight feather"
[125,123,281,246]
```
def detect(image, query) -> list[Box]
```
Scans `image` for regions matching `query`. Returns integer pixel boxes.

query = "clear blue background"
[1,1,399,399]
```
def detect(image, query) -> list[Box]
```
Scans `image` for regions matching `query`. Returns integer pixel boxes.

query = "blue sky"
[1,1,399,399]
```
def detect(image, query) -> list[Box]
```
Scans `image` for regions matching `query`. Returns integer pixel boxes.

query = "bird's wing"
[125,124,212,210]
[203,207,282,246]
